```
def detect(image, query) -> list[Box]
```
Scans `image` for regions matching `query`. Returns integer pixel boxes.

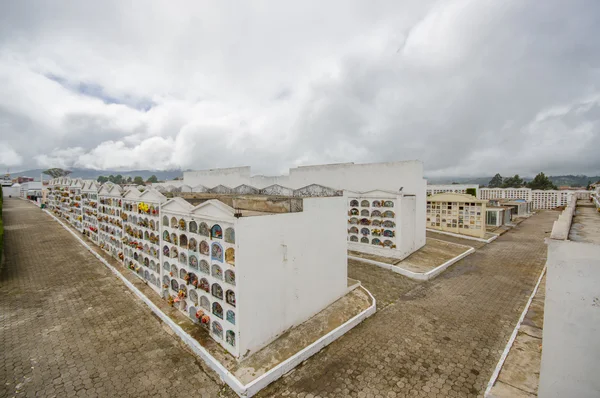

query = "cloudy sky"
[1,0,599,178]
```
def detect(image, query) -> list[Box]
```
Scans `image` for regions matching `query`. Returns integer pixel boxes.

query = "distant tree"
[451,182,459,185]
[125,176,133,184]
[488,173,503,188]
[97,176,108,183]
[43,168,72,178]
[108,175,115,183]
[147,175,158,183]
[586,180,592,190]
[527,172,558,190]
[114,174,123,185]
[466,188,477,197]
[502,174,525,188]
[174,176,183,181]
[133,176,145,185]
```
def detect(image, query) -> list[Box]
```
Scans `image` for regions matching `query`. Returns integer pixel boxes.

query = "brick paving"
[260,210,557,397]
[1,199,557,398]
[0,199,225,398]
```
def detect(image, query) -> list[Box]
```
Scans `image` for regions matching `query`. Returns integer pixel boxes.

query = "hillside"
[8,168,184,182]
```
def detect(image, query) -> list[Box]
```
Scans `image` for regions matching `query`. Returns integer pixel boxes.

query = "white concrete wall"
[2,186,20,197]
[236,196,348,358]
[539,240,600,398]
[400,196,417,256]
[182,161,427,251]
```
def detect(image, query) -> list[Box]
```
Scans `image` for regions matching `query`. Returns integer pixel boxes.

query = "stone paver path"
[260,210,556,397]
[1,199,557,397]
[0,199,225,398]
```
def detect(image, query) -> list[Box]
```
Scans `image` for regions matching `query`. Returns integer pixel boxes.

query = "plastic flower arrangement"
[138,202,150,214]
[178,289,186,299]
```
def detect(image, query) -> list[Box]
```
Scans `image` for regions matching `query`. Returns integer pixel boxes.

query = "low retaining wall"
[349,245,475,281]
[549,195,577,240]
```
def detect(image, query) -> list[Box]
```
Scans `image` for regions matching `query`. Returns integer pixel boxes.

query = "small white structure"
[160,194,348,359]
[346,190,417,259]
[19,181,43,201]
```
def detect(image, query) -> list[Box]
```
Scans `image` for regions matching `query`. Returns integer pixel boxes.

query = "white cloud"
[0,0,599,178]
[0,142,23,167]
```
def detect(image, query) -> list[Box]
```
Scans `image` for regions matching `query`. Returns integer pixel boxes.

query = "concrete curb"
[349,246,475,281]
[426,228,498,243]
[484,266,547,396]
[44,208,376,397]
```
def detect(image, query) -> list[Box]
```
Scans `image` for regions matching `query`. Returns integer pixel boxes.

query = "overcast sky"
[1,0,599,178]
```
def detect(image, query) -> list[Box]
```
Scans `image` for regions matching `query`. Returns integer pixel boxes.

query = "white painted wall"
[400,196,417,255]
[181,161,427,251]
[539,240,600,398]
[2,186,20,197]
[236,196,348,358]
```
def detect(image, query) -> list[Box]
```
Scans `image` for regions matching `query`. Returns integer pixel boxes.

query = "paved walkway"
[0,199,225,398]
[262,210,557,397]
[0,199,557,398]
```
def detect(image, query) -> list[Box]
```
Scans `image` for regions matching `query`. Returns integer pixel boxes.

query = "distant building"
[17,176,34,184]
[1,173,12,187]
[426,193,487,238]
[426,184,479,197]
[478,188,577,209]
[19,181,43,200]
[479,187,531,201]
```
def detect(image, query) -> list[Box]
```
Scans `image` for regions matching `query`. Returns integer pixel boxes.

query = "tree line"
[41,168,160,185]
[487,172,558,190]
[97,175,159,185]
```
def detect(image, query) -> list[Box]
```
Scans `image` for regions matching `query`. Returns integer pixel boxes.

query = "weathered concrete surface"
[350,237,470,273]
[0,199,227,398]
[489,275,545,397]
[568,201,600,243]
[232,287,372,384]
[488,381,536,398]
[260,210,558,397]
[539,237,600,398]
[426,230,488,249]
